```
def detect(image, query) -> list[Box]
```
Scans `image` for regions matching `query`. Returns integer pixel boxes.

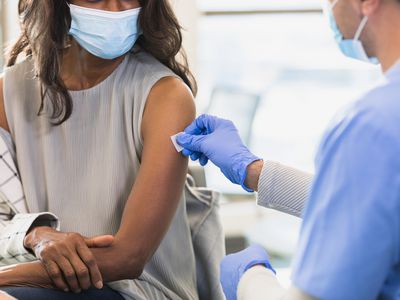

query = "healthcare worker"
[177,0,400,299]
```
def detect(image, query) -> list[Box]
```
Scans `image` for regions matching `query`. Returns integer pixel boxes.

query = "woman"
[0,0,198,299]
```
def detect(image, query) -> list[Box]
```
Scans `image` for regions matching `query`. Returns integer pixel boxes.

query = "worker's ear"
[361,0,381,16]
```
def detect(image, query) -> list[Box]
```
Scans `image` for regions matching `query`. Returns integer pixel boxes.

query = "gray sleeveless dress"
[3,51,198,300]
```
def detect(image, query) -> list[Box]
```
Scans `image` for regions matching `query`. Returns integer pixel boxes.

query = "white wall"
[171,0,199,76]
[1,0,19,68]
[1,0,20,44]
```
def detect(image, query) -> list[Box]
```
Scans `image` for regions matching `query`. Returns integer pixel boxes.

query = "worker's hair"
[6,0,197,125]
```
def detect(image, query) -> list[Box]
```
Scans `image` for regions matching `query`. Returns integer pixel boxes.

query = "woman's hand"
[23,227,114,293]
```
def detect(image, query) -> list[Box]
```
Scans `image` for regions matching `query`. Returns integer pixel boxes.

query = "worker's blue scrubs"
[291,63,400,300]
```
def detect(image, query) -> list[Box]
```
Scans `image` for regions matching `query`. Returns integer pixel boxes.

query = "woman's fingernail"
[95,281,103,289]
[64,288,69,292]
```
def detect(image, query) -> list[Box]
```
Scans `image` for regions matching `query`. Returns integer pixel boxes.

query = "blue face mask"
[326,0,379,64]
[68,4,141,60]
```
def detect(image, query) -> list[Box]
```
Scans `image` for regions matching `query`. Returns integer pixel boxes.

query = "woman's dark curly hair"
[6,0,197,125]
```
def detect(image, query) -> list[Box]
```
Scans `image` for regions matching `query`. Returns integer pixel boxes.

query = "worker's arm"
[237,266,315,300]
[220,245,316,300]
[0,77,195,288]
[177,114,313,217]
[221,103,400,300]
[290,105,400,299]
[246,160,312,218]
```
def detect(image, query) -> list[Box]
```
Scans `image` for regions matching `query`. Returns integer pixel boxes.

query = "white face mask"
[68,4,141,60]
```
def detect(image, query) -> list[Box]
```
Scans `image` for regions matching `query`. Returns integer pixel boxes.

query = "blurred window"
[196,0,382,195]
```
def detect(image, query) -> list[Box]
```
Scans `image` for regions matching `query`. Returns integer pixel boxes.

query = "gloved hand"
[177,114,261,192]
[220,245,276,300]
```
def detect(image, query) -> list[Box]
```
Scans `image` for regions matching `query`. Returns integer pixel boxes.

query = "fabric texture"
[2,51,199,300]
[185,174,225,300]
[257,161,313,217]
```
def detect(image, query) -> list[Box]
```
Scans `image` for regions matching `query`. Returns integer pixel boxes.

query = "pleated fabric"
[257,161,313,218]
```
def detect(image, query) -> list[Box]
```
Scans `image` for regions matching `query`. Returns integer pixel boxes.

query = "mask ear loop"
[354,16,369,41]
[353,16,372,61]
[331,0,340,9]
[65,1,72,49]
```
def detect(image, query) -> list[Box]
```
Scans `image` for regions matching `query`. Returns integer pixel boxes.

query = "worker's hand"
[177,114,261,191]
[23,226,114,293]
[220,244,275,300]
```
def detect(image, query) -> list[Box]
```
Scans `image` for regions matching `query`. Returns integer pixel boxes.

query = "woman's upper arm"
[0,75,10,132]
[114,77,195,268]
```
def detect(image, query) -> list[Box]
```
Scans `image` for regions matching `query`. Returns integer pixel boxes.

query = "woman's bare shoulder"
[142,76,196,138]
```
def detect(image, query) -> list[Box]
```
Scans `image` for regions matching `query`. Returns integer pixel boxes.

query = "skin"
[23,229,115,292]
[0,292,15,300]
[244,160,264,192]
[0,0,195,294]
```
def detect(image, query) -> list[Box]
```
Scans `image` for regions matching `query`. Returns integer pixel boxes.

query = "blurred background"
[0,0,382,285]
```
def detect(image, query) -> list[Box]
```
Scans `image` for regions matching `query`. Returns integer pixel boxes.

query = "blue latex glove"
[177,114,261,192]
[220,245,276,300]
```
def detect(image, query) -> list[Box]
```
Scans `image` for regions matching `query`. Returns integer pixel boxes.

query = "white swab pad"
[171,133,184,152]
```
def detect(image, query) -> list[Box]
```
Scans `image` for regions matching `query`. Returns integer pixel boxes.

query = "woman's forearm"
[0,262,54,289]
[255,161,313,218]
[0,241,143,290]
[90,241,144,282]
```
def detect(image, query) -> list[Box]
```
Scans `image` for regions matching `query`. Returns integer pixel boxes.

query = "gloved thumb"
[84,235,114,248]
[176,133,205,153]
